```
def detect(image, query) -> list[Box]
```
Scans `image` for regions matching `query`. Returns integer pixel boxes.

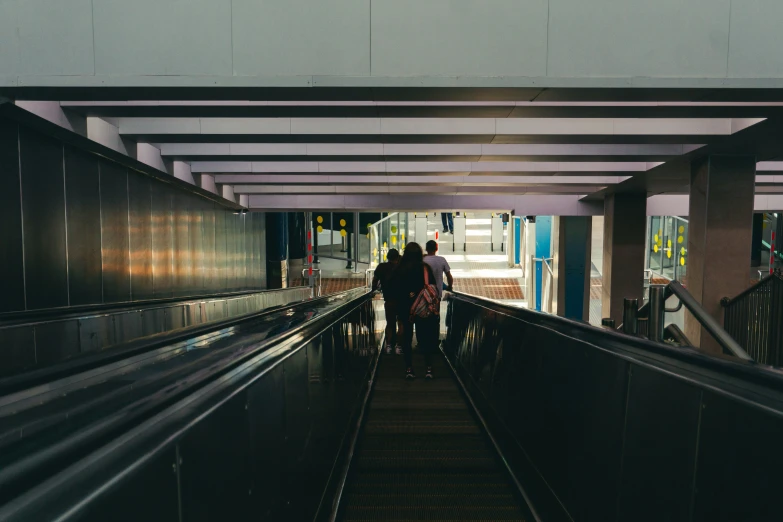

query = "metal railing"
[528,256,554,313]
[616,282,752,361]
[722,271,783,366]
[301,268,323,297]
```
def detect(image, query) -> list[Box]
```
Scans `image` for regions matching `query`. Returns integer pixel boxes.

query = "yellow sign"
[391,236,397,245]
[316,215,323,224]
[667,250,672,259]
[391,226,397,233]
[654,244,659,253]
[373,248,378,256]
[383,241,387,248]
[383,253,387,261]
[654,234,659,242]
[340,229,347,237]
[681,247,686,255]
[677,235,684,244]
[678,225,684,234]
[401,243,405,250]
[401,233,405,240]
[667,239,672,248]
[316,225,323,233]
[680,256,685,266]
[339,219,346,227]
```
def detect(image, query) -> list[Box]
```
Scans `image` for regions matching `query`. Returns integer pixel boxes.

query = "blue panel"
[535,216,552,311]
[563,217,590,321]
[514,218,521,265]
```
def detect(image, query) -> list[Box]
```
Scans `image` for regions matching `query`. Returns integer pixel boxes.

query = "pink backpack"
[409,266,440,320]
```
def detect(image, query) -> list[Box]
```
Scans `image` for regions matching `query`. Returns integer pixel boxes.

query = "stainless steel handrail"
[667,281,753,361]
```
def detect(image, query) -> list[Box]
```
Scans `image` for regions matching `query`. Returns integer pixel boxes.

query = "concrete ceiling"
[8,90,783,211]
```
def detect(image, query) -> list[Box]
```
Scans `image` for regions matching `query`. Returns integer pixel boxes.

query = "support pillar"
[266,212,288,289]
[601,193,647,325]
[287,212,307,281]
[555,216,592,322]
[686,156,756,354]
[751,213,764,268]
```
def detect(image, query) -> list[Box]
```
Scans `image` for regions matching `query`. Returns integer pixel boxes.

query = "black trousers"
[403,314,440,369]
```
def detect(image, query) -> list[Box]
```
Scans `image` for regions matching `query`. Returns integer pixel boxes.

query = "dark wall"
[0,117,267,313]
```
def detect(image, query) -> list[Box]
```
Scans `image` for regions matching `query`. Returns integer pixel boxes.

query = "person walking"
[424,240,454,299]
[440,212,454,234]
[372,248,403,355]
[391,242,439,380]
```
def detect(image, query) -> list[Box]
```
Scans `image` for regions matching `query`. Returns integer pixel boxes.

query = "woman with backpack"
[391,242,440,380]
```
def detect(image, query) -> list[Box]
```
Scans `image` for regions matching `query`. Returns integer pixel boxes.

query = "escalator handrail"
[447,291,783,389]
[0,287,316,395]
[0,289,376,522]
[0,286,310,328]
[667,281,752,361]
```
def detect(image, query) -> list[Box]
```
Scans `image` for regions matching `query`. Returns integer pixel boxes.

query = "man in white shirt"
[423,240,453,299]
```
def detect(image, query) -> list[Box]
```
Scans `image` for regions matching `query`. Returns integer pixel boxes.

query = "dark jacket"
[390,262,436,313]
[372,261,398,300]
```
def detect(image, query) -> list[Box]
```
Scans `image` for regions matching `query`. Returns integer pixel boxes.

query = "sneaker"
[443,228,448,233]
[395,345,403,355]
[385,344,392,355]
[405,368,416,380]
[425,367,433,379]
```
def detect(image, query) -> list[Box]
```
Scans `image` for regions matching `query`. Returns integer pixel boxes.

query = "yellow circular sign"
[654,234,659,242]
[316,225,323,233]
[401,233,405,240]
[677,235,684,244]
[680,256,685,266]
[678,225,684,234]
[340,229,346,237]
[667,239,672,248]
[681,247,686,255]
[339,219,346,227]
[654,244,659,253]
[667,250,672,259]
[316,216,323,224]
[391,226,397,233]
[383,253,387,261]
[401,243,405,250]
[391,236,397,245]
[383,241,387,248]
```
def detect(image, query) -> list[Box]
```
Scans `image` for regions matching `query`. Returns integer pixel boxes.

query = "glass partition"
[368,212,410,268]
[647,216,688,284]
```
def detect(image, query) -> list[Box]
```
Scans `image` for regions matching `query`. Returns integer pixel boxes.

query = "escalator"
[339,352,531,521]
[3,288,783,521]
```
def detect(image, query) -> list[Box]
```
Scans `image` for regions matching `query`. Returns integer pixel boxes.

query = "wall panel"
[0,120,25,312]
[20,127,68,309]
[151,186,173,299]
[128,171,154,300]
[64,147,102,305]
[100,161,131,302]
[0,113,270,315]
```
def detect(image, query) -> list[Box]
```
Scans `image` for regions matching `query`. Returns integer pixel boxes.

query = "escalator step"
[338,353,527,521]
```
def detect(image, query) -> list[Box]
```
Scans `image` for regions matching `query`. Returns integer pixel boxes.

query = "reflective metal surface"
[444,292,783,522]
[0,290,377,522]
[0,287,311,377]
[0,114,269,314]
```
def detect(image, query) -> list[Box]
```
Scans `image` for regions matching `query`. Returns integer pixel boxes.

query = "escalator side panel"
[693,391,783,522]
[617,365,701,522]
[179,392,253,522]
[247,364,286,521]
[79,447,179,522]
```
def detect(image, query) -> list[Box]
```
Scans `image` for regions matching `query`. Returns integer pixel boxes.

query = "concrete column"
[198,174,218,195]
[601,193,647,324]
[751,212,764,268]
[221,184,236,203]
[686,156,756,353]
[555,216,592,322]
[266,212,289,289]
[172,161,195,185]
[287,212,307,281]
